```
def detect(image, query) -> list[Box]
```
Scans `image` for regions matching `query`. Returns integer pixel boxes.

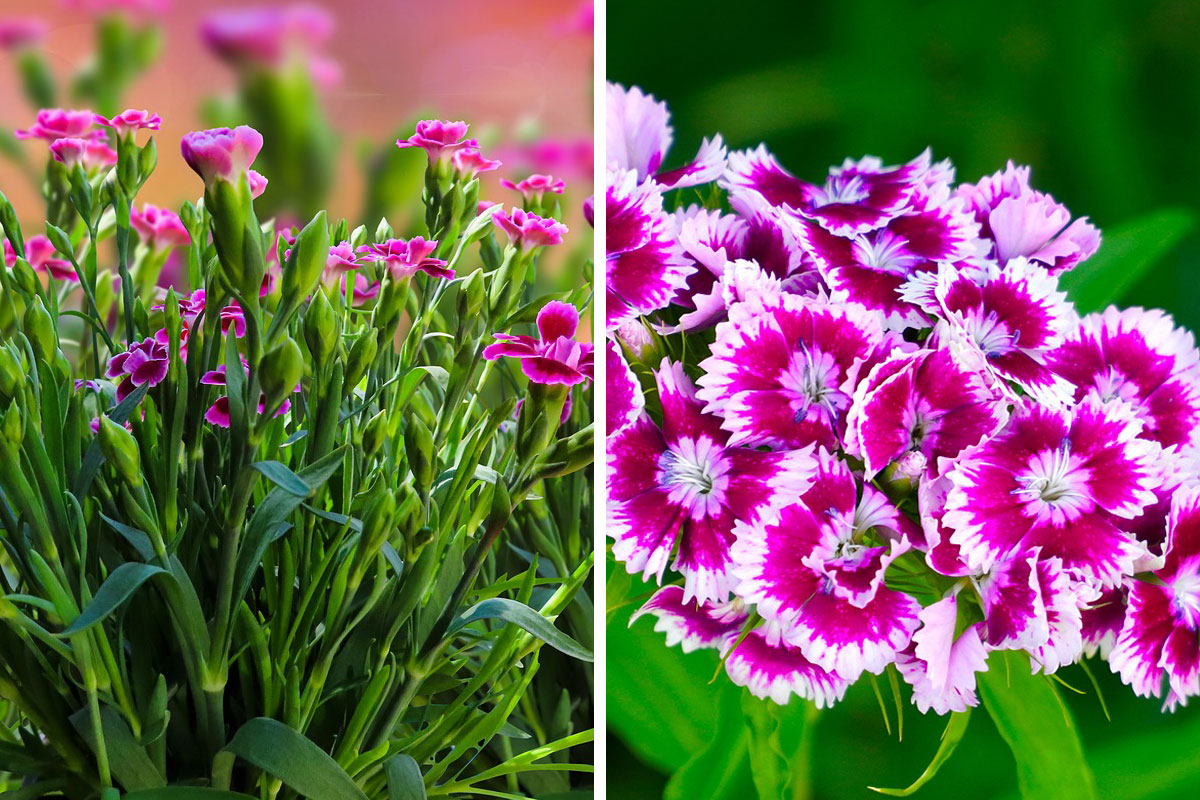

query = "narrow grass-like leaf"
[70,706,165,790]
[124,791,257,799]
[870,710,970,796]
[449,597,593,662]
[977,650,1098,800]
[58,563,168,636]
[250,460,312,496]
[221,718,367,800]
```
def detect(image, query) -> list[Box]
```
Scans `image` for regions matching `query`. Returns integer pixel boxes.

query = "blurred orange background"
[0,0,593,222]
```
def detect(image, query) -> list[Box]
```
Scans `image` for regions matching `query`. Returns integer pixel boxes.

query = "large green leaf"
[663,686,754,800]
[250,460,312,496]
[219,718,367,800]
[58,563,168,636]
[124,790,257,799]
[978,650,1097,800]
[70,707,164,791]
[383,753,426,800]
[450,597,593,662]
[1059,207,1195,312]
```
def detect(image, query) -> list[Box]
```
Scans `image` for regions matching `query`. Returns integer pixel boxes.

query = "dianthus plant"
[606,82,1200,795]
[0,106,594,798]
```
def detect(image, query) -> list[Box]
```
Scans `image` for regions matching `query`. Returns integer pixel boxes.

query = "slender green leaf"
[250,460,311,496]
[664,688,754,800]
[58,563,168,636]
[383,753,426,800]
[449,597,593,662]
[221,718,367,800]
[124,790,257,799]
[870,710,970,796]
[978,650,1097,800]
[1059,207,1195,312]
[70,707,165,790]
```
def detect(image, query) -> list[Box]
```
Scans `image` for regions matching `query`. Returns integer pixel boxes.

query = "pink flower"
[180,126,264,185]
[220,303,246,338]
[131,204,190,250]
[248,169,268,198]
[106,336,172,401]
[608,83,726,189]
[200,360,296,427]
[4,235,76,282]
[94,109,161,138]
[501,174,566,198]
[451,146,502,178]
[201,4,334,71]
[483,301,594,386]
[324,241,359,274]
[606,338,643,435]
[62,0,170,16]
[895,595,989,714]
[396,119,475,164]
[492,207,568,250]
[16,109,98,142]
[0,18,47,49]
[356,237,452,281]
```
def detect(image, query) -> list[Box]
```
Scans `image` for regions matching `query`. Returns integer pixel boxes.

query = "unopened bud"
[344,330,378,389]
[403,416,435,497]
[361,483,396,554]
[303,289,338,362]
[362,409,388,458]
[11,258,40,296]
[538,424,595,480]
[259,337,303,418]
[2,404,22,451]
[457,269,485,321]
[281,210,329,307]
[23,296,56,363]
[97,416,141,487]
[0,346,23,397]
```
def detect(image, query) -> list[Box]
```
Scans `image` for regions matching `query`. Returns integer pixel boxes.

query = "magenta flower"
[723,145,931,237]
[324,241,359,274]
[200,361,295,428]
[15,109,98,141]
[0,18,47,49]
[248,169,269,198]
[732,449,921,680]
[131,204,190,251]
[356,237,452,281]
[606,338,643,435]
[201,4,333,69]
[220,303,246,338]
[696,292,885,451]
[396,119,475,164]
[49,137,118,170]
[1109,486,1200,707]
[608,359,816,605]
[607,83,726,189]
[944,399,1160,586]
[895,595,989,714]
[1047,307,1200,452]
[5,235,76,282]
[180,126,264,185]
[491,207,569,251]
[605,168,693,329]
[95,109,161,138]
[846,345,1008,479]
[482,301,594,387]
[955,161,1100,274]
[107,337,171,401]
[501,173,566,199]
[451,146,502,178]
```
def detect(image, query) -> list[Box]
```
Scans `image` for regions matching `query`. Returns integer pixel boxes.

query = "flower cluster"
[606,83,1200,714]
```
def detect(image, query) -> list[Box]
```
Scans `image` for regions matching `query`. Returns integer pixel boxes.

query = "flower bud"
[97,415,142,488]
[537,424,594,480]
[23,295,56,363]
[344,329,378,389]
[259,337,303,417]
[361,483,397,554]
[303,289,338,363]
[403,416,435,497]
[456,269,485,321]
[2,403,22,452]
[281,210,329,308]
[11,257,40,296]
[0,346,23,397]
[362,409,388,458]
[180,126,263,186]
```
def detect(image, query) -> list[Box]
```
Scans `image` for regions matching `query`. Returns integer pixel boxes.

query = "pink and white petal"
[1023,513,1144,589]
[657,135,727,189]
[918,476,974,577]
[608,487,685,585]
[1027,556,1084,674]
[673,506,740,605]
[536,301,580,341]
[606,339,644,436]
[785,585,922,681]
[630,585,744,653]
[724,627,850,708]
[1161,624,1200,705]
[1109,581,1176,698]
[720,145,818,218]
[1081,586,1127,658]
[606,83,673,180]
[896,620,989,715]
[654,359,728,447]
[979,550,1048,651]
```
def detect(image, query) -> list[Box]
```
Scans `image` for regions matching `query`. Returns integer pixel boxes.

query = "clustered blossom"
[483,301,594,387]
[607,83,1200,714]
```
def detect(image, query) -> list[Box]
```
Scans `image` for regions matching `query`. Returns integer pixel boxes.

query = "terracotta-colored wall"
[0,0,593,219]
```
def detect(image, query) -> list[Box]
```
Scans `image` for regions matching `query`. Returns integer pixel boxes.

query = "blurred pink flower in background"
[0,16,45,49]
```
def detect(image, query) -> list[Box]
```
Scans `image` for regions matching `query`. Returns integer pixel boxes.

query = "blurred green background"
[607,0,1200,797]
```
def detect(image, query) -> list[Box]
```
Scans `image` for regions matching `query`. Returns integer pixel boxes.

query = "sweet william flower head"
[483,301,594,387]
[16,109,98,141]
[492,207,568,251]
[180,126,263,185]
[396,119,474,164]
[356,237,452,281]
[95,109,161,138]
[131,204,190,251]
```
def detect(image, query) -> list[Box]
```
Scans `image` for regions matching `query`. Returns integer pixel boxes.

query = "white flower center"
[658,436,730,520]
[780,341,848,424]
[814,173,869,207]
[852,230,919,275]
[964,309,1018,357]
[1171,558,1200,630]
[1014,440,1092,525]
